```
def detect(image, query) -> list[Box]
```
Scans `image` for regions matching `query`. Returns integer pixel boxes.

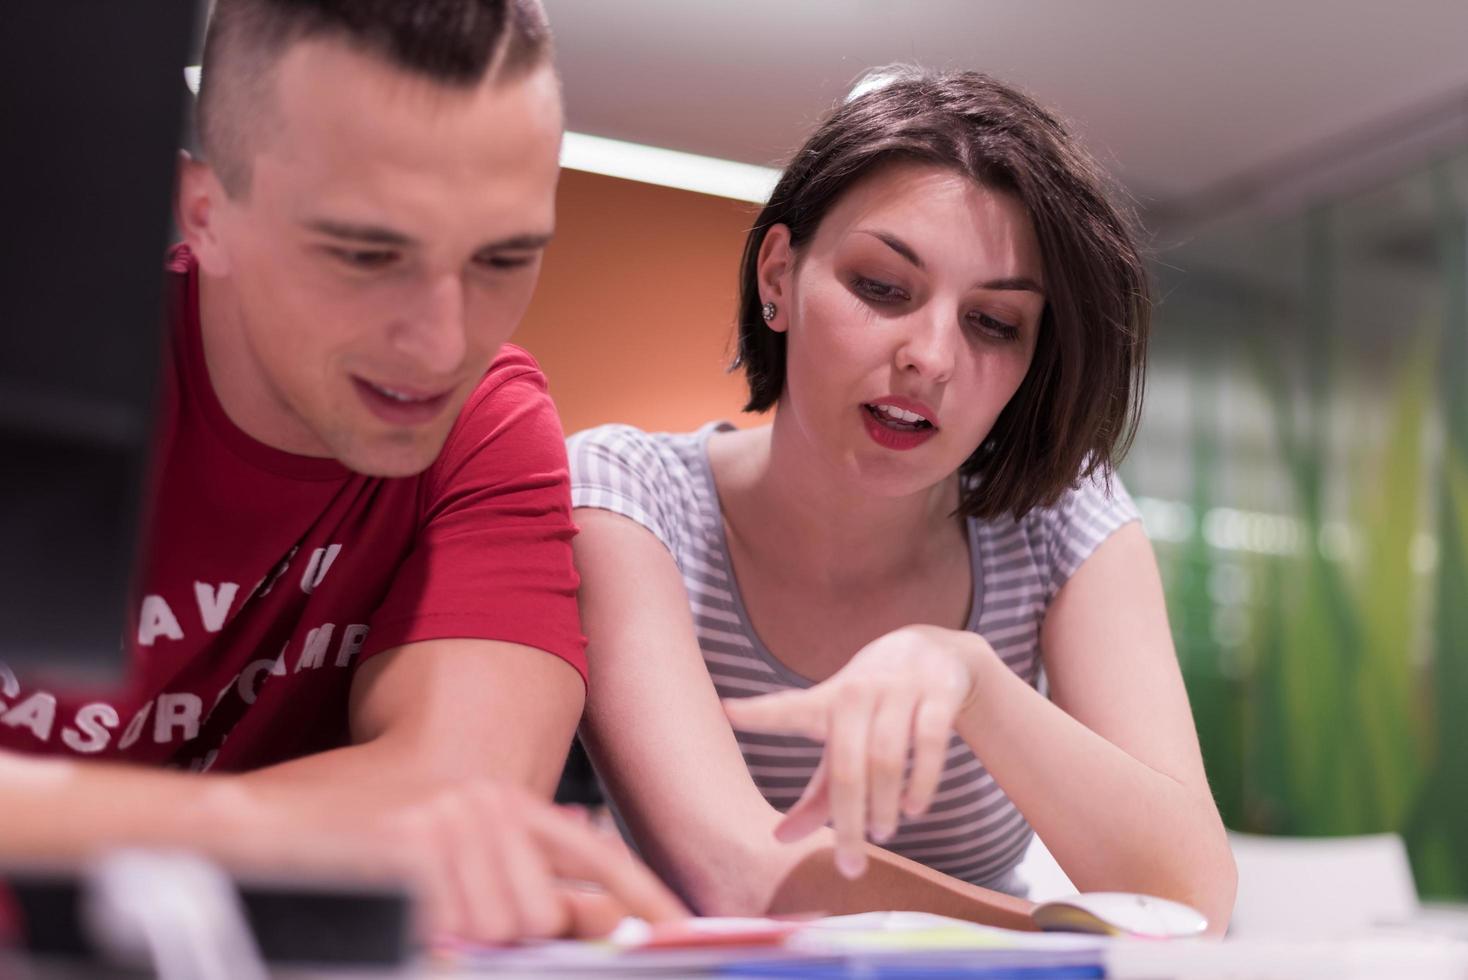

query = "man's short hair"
[196,0,553,197]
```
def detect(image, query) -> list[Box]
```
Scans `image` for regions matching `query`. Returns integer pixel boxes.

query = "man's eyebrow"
[303,219,416,247]
[477,232,554,252]
[303,222,553,253]
[857,229,1044,295]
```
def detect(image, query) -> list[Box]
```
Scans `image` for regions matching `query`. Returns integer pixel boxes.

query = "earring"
[761,301,777,323]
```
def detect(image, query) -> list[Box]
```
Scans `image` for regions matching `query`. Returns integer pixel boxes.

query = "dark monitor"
[0,3,200,686]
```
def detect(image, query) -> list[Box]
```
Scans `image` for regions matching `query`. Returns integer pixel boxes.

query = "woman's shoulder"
[964,466,1136,529]
[974,466,1145,598]
[560,422,722,481]
[1030,467,1139,536]
[566,421,729,554]
[967,468,1140,600]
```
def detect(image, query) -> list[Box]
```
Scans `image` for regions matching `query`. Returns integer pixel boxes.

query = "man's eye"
[477,253,535,271]
[327,248,397,270]
[852,276,908,303]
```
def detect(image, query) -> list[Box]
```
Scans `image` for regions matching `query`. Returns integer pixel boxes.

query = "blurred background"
[514,0,1468,902]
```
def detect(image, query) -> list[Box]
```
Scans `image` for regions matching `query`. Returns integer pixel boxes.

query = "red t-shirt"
[0,247,586,772]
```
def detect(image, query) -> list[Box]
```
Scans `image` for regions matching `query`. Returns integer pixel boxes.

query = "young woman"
[567,67,1235,932]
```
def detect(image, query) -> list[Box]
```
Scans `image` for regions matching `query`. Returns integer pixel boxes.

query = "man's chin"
[332,433,448,478]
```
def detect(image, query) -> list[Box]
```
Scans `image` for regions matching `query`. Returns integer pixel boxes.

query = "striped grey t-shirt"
[568,421,1139,894]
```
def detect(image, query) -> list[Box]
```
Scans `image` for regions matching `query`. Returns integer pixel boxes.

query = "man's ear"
[756,224,794,333]
[174,150,231,277]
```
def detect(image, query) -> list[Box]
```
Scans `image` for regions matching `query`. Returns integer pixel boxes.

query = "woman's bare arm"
[574,507,1033,926]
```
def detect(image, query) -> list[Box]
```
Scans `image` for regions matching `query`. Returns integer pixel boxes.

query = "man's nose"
[392,273,468,377]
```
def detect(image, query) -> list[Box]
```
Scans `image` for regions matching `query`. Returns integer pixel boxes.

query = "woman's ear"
[174,150,232,277]
[756,224,794,333]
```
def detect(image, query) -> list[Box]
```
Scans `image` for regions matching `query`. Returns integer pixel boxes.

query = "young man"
[0,0,682,944]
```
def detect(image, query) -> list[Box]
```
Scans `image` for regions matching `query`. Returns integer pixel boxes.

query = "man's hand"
[2,748,685,948]
[375,780,686,944]
[721,625,991,880]
[179,641,684,945]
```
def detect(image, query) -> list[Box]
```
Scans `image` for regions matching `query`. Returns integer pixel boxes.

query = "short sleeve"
[1032,469,1141,603]
[566,424,685,559]
[359,347,587,684]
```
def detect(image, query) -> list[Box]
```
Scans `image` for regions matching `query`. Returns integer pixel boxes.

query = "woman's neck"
[711,415,965,594]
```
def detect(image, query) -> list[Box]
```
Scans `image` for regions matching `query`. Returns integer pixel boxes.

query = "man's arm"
[0,642,685,942]
[234,637,585,804]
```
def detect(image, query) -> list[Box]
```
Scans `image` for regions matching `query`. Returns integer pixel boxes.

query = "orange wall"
[512,169,763,437]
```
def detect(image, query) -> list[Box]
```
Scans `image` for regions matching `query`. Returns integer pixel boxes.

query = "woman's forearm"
[955,641,1235,932]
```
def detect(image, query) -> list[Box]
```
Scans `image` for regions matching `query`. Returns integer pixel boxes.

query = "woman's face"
[761,162,1045,498]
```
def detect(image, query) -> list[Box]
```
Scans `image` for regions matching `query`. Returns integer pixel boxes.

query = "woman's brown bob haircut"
[735,66,1150,521]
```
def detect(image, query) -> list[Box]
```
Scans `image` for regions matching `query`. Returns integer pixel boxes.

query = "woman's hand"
[721,625,993,879]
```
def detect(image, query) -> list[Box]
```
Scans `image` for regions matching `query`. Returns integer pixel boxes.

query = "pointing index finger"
[526,805,688,925]
[722,690,829,740]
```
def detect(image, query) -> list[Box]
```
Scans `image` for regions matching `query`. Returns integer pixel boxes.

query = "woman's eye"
[327,247,397,270]
[969,311,1020,340]
[852,276,908,303]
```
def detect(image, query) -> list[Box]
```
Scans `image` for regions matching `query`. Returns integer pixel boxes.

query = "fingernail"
[836,850,867,879]
[871,825,894,844]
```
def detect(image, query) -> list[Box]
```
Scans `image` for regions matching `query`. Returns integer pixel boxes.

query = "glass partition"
[1127,150,1468,899]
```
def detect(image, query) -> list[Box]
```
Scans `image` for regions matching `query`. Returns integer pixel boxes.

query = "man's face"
[194,39,562,476]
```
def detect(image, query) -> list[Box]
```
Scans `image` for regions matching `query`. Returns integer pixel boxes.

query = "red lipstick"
[860,395,940,451]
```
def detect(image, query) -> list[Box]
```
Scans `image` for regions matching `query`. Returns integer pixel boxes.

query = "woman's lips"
[860,403,939,450]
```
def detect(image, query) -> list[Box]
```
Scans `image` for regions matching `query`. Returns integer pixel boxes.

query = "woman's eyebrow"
[857,229,924,269]
[979,276,1044,295]
[857,229,1044,295]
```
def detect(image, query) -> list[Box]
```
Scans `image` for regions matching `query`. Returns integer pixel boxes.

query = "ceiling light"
[560,132,778,204]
